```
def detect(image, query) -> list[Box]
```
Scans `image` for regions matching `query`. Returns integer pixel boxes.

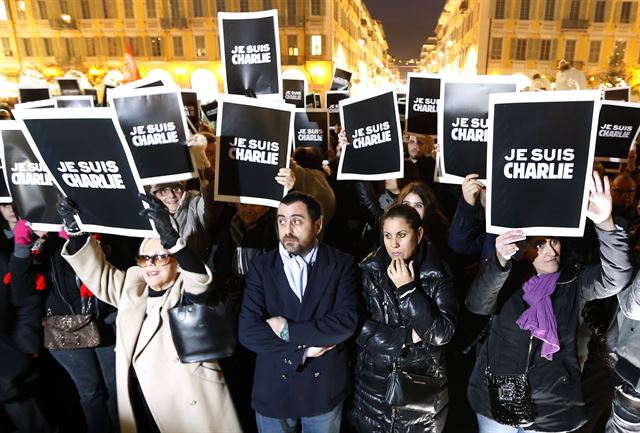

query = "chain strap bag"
[485,335,536,427]
[168,290,237,363]
[42,296,101,350]
[385,360,444,413]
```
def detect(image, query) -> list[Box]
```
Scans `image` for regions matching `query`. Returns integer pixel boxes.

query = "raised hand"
[495,229,526,268]
[139,193,180,249]
[461,173,485,207]
[57,195,81,235]
[585,170,615,230]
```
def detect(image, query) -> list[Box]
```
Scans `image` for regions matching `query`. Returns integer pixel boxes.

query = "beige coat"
[62,237,241,433]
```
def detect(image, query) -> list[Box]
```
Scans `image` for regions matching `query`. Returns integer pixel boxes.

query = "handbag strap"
[485,329,535,375]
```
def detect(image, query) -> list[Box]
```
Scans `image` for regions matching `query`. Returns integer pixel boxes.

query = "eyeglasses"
[154,186,183,197]
[135,254,173,268]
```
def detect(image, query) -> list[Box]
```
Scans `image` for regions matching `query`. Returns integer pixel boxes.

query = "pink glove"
[58,227,70,240]
[13,220,34,247]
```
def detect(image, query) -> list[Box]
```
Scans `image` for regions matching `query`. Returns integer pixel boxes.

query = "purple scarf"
[516,271,561,360]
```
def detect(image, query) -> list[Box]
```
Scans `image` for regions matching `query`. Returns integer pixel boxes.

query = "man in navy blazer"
[239,192,359,433]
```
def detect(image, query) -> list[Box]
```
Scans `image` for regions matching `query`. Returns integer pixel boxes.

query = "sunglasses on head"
[135,253,173,268]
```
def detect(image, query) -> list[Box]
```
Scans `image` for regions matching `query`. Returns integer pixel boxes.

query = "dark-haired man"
[239,192,358,433]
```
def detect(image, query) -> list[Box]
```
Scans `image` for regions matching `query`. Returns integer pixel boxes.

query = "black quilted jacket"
[349,242,458,433]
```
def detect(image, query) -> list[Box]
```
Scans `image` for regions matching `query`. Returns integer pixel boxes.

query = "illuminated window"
[150,36,163,57]
[311,0,321,15]
[311,35,322,56]
[124,0,134,18]
[21,38,32,56]
[193,0,203,17]
[85,38,95,57]
[240,0,249,12]
[195,35,206,57]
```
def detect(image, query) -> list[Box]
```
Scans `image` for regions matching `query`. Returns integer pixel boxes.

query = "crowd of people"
[2,114,640,433]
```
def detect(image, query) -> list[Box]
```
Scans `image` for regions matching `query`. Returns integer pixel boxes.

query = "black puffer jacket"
[465,226,633,432]
[349,242,458,433]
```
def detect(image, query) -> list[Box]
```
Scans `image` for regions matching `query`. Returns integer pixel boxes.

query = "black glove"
[57,195,81,235]
[139,193,180,249]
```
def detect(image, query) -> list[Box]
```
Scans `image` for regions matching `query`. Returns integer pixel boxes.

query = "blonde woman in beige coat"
[57,195,241,433]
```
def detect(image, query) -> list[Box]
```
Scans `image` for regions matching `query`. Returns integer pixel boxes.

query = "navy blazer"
[239,243,359,418]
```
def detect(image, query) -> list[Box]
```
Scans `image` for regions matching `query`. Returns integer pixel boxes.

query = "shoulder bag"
[168,290,237,363]
[485,334,536,427]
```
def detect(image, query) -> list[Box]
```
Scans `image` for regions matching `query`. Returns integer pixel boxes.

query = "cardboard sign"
[603,86,631,102]
[486,90,600,237]
[13,100,56,110]
[406,73,440,135]
[438,75,520,184]
[109,86,196,185]
[56,77,82,96]
[282,79,306,108]
[55,96,95,108]
[330,67,352,91]
[294,109,328,159]
[326,91,349,128]
[180,90,200,133]
[18,87,51,104]
[14,108,155,237]
[215,95,294,207]
[338,90,403,181]
[594,101,640,163]
[0,121,61,231]
[219,10,281,98]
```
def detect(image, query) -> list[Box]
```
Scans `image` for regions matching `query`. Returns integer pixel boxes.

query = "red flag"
[123,43,141,83]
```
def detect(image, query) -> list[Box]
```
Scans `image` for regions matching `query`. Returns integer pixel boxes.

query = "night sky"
[364,0,447,60]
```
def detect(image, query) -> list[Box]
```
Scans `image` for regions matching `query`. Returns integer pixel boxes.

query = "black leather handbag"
[485,335,536,427]
[168,290,237,363]
[385,362,443,413]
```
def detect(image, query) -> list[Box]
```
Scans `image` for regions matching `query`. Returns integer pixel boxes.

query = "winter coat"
[349,242,458,433]
[62,236,241,433]
[465,226,633,432]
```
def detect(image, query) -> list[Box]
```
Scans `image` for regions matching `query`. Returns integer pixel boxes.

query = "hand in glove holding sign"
[139,193,184,253]
[57,195,82,236]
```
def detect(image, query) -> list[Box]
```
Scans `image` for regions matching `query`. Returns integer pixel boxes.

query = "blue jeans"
[476,414,563,433]
[256,403,343,433]
[606,384,640,433]
[50,345,118,433]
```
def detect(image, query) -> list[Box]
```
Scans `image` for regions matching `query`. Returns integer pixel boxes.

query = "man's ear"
[315,215,324,235]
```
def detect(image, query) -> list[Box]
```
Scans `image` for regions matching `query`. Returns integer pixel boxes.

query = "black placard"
[294,109,328,159]
[109,87,195,185]
[487,91,600,237]
[406,73,440,135]
[338,90,403,180]
[326,91,349,128]
[330,67,352,91]
[438,77,519,183]
[219,10,281,97]
[15,109,155,237]
[283,79,306,108]
[215,95,293,207]
[0,122,61,231]
[594,101,640,162]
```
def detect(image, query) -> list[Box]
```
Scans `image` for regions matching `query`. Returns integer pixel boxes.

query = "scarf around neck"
[515,271,561,360]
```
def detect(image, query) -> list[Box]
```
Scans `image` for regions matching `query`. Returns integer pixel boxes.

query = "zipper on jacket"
[390,407,397,432]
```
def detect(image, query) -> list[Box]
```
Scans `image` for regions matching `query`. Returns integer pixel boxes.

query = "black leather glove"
[57,195,81,235]
[139,193,180,249]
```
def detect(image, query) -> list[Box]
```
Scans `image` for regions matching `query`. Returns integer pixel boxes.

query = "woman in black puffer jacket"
[349,204,458,433]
